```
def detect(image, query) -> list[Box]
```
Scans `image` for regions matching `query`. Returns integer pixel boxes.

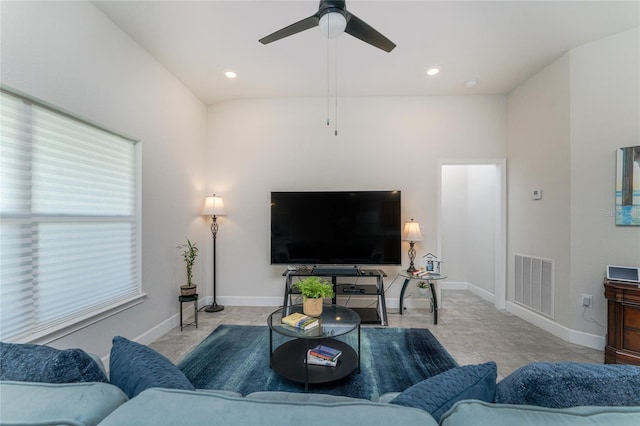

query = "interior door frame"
[437,159,507,310]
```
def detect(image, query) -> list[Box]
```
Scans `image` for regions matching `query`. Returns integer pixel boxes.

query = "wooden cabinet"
[604,279,640,365]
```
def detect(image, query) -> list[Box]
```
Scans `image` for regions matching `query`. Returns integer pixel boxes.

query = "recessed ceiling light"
[224,71,237,79]
[465,80,478,89]
[426,66,440,77]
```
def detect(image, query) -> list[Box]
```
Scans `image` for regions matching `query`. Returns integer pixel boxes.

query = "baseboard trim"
[142,292,604,352]
[145,295,203,342]
[454,282,496,304]
[102,317,175,374]
[506,301,605,350]
[400,281,604,351]
[217,296,282,307]
[440,281,468,290]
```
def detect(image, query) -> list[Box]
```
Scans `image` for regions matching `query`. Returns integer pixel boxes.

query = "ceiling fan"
[259,0,396,52]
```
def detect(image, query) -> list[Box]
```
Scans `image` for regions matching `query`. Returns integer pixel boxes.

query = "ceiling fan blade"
[344,13,396,52]
[259,15,320,45]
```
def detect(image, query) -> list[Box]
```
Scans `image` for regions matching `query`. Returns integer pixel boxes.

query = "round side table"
[398,273,447,324]
[179,294,198,331]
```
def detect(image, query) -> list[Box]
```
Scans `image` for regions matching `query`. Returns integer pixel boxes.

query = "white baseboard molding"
[388,296,430,310]
[217,296,282,307]
[506,301,605,350]
[440,281,468,290]
[135,295,202,345]
[440,281,496,305]
[101,314,178,375]
[127,291,603,367]
[466,283,496,304]
[422,281,604,350]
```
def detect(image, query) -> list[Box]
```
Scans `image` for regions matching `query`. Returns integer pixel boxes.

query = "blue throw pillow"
[0,342,107,383]
[109,336,195,398]
[390,362,497,422]
[495,362,640,408]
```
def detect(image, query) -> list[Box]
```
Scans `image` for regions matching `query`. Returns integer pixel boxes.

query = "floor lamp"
[402,218,423,273]
[201,194,226,312]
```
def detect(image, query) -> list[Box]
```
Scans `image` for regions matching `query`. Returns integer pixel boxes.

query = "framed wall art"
[616,145,640,226]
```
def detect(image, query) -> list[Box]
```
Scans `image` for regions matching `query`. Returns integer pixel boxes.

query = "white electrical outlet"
[532,189,542,200]
[581,294,593,307]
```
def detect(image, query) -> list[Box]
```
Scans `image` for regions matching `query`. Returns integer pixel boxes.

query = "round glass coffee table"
[267,304,360,391]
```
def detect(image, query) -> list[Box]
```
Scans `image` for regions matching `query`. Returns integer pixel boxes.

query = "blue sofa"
[1,338,640,426]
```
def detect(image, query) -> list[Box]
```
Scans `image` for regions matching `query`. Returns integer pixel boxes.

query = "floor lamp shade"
[201,194,226,313]
[201,195,227,217]
[402,219,423,273]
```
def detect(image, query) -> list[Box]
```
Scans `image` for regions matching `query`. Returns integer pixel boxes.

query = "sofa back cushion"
[98,388,439,426]
[495,362,640,408]
[0,381,127,426]
[389,362,497,422]
[0,342,107,383]
[440,400,640,426]
[109,336,195,398]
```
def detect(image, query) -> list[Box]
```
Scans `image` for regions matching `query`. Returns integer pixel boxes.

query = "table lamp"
[402,218,423,273]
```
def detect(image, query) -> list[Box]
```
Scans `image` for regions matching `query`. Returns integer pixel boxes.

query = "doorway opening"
[438,160,506,310]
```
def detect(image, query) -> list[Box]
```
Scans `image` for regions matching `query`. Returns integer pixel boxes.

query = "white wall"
[441,166,470,283]
[466,165,497,295]
[569,28,640,334]
[205,96,507,305]
[6,2,633,356]
[1,2,208,357]
[507,27,639,348]
[507,52,572,325]
[441,165,497,296]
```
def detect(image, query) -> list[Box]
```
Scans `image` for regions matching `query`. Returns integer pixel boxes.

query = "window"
[0,89,141,343]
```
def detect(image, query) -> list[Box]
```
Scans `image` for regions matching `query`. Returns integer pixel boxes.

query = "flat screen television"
[270,191,401,265]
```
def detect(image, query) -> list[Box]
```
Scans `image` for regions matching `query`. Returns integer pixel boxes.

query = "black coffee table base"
[270,337,359,391]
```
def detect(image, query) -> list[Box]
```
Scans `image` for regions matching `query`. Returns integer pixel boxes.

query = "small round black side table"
[179,294,198,331]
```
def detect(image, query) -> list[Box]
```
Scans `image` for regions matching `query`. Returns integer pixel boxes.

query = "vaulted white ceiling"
[93,1,639,105]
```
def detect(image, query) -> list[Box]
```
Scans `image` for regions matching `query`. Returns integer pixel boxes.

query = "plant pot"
[418,287,428,296]
[180,285,197,296]
[303,297,323,317]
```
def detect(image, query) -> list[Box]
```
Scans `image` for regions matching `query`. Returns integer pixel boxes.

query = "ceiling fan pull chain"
[334,36,338,136]
[326,27,331,127]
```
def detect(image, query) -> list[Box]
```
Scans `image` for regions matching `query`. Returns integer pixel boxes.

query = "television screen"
[270,191,401,265]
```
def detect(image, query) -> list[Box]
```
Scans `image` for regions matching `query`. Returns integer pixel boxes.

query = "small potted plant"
[177,238,198,296]
[294,276,334,317]
[417,281,428,296]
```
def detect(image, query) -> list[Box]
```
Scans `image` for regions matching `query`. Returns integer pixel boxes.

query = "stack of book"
[281,312,320,331]
[307,344,342,367]
[411,270,440,277]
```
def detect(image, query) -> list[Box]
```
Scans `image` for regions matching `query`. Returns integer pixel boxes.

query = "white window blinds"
[0,89,140,342]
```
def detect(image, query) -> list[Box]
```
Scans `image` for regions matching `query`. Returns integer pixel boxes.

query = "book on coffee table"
[307,353,338,367]
[308,344,342,361]
[281,312,320,331]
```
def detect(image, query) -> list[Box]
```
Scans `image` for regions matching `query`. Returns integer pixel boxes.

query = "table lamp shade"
[402,219,423,242]
[201,195,226,216]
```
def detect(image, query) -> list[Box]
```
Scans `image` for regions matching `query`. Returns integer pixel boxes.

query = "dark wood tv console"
[282,268,388,326]
[604,279,640,365]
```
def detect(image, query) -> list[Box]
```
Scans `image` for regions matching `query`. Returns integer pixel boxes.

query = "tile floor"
[150,290,603,380]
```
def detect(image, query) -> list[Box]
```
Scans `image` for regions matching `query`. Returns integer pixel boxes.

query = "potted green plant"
[417,281,428,296]
[177,238,198,296]
[294,276,334,317]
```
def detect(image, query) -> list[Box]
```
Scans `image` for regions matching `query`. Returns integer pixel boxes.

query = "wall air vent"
[514,254,554,318]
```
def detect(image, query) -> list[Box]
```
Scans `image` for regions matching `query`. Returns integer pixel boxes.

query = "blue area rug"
[178,325,458,399]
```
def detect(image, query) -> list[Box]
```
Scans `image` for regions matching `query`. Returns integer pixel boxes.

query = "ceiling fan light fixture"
[319,12,347,38]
